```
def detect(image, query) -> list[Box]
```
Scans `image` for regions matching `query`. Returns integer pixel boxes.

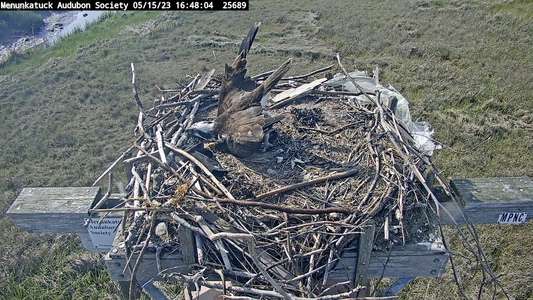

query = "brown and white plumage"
[212,23,292,157]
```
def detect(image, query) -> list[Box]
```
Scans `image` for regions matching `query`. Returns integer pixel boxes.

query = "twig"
[156,124,168,165]
[176,100,200,146]
[92,145,135,186]
[335,53,376,105]
[283,261,332,283]
[298,121,364,135]
[131,164,150,202]
[264,221,357,236]
[317,281,351,297]
[177,160,223,196]
[89,207,173,213]
[271,89,363,96]
[91,173,112,211]
[195,234,205,264]
[358,142,381,209]
[156,92,216,109]
[251,70,275,81]
[170,213,207,237]
[254,168,361,201]
[196,216,233,271]
[210,232,254,241]
[321,247,336,286]
[130,62,148,119]
[134,144,212,199]
[282,65,334,80]
[129,212,156,300]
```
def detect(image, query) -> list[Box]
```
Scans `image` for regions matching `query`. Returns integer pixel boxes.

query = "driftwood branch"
[130,62,148,120]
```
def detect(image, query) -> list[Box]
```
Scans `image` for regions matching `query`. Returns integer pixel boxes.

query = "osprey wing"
[218,23,261,116]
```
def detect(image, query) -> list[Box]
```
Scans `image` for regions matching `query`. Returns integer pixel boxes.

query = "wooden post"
[353,220,375,296]
[178,226,196,300]
[178,226,196,268]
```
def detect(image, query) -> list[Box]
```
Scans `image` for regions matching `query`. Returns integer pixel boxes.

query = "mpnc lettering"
[498,212,527,224]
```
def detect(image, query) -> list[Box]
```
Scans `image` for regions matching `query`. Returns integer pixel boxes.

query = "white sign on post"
[85,217,121,249]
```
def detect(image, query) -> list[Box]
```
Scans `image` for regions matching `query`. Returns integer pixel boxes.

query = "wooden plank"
[105,223,130,281]
[6,187,101,233]
[450,177,533,224]
[178,226,197,268]
[353,221,375,287]
[105,241,449,282]
[128,251,187,283]
[270,78,328,108]
[329,241,449,280]
[105,224,448,282]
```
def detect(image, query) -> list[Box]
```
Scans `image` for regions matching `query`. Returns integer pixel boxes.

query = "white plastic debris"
[324,68,441,156]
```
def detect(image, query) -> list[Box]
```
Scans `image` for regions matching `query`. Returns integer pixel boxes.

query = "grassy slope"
[0,0,532,299]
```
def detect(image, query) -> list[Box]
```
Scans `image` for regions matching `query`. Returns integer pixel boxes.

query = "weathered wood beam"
[328,241,449,280]
[440,176,533,225]
[5,187,101,234]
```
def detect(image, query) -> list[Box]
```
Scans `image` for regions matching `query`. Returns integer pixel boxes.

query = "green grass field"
[0,1,532,299]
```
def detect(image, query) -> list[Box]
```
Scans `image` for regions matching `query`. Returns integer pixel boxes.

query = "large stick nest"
[99,50,442,299]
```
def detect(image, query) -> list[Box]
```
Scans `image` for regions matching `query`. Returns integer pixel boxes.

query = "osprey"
[192,23,292,157]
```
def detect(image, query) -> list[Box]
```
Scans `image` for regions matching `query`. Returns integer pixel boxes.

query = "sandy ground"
[0,11,79,62]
